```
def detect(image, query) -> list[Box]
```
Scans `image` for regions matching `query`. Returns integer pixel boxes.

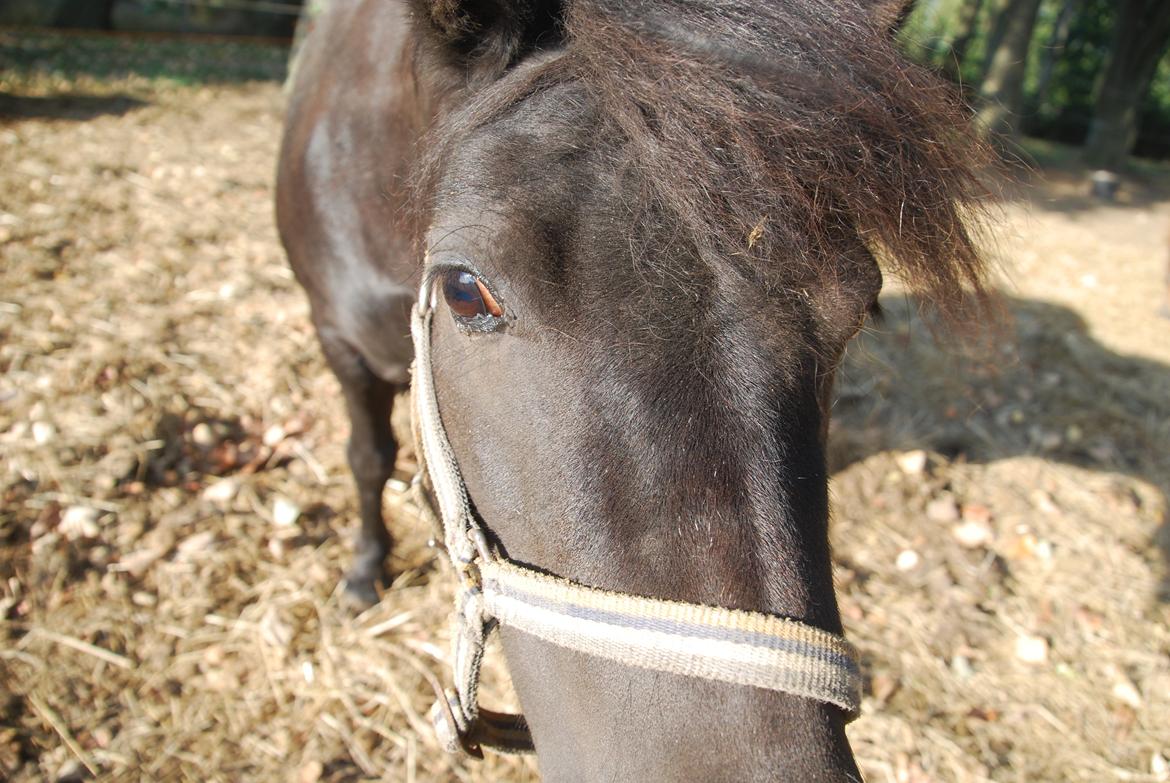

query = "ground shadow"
[0,91,147,122]
[830,293,1170,601]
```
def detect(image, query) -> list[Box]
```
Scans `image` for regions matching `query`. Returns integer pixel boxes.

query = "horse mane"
[419,0,994,326]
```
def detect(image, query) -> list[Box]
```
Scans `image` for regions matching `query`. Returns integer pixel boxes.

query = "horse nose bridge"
[563,322,833,618]
[583,456,814,621]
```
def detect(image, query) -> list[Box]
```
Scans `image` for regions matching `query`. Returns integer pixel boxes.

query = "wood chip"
[262,423,286,447]
[298,760,324,783]
[113,547,165,577]
[176,531,216,559]
[31,420,55,445]
[1112,680,1143,709]
[201,478,238,505]
[1015,634,1049,665]
[1030,489,1061,516]
[259,607,293,650]
[272,495,300,527]
[59,506,100,540]
[926,496,959,522]
[870,673,900,703]
[191,422,215,447]
[953,520,992,549]
[1151,751,1168,781]
[895,450,927,475]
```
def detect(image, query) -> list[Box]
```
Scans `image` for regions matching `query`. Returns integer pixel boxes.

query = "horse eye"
[441,270,504,320]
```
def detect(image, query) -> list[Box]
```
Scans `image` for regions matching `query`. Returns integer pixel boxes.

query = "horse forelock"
[414,0,995,341]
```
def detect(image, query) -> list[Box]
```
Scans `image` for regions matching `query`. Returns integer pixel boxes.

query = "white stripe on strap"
[481,560,861,716]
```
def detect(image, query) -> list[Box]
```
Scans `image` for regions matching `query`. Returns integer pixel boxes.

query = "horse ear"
[856,0,915,36]
[409,0,563,70]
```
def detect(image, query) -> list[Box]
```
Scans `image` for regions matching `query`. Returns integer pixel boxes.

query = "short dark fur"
[277,1,991,780]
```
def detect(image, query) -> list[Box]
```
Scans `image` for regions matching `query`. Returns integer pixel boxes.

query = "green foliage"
[898,0,995,87]
[897,0,959,63]
[1024,0,1112,144]
[0,30,289,87]
[898,0,1170,159]
[898,0,973,72]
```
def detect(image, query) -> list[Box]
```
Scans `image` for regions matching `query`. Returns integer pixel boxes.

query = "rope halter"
[408,276,862,757]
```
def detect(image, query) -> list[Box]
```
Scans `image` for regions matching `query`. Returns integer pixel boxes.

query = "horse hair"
[414,0,993,331]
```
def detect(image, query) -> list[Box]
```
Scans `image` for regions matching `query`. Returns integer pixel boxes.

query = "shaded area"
[827,294,1170,780]
[831,293,1170,602]
[0,29,289,86]
[0,0,302,38]
[0,91,147,122]
[111,0,302,39]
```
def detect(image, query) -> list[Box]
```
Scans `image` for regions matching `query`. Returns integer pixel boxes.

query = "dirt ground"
[2,32,1169,783]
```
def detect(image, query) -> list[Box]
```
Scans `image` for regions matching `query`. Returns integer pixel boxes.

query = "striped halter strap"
[408,276,862,757]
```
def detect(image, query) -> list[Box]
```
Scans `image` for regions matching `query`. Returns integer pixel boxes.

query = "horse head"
[280,0,990,778]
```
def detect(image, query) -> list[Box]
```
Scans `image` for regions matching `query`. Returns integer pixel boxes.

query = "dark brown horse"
[276,1,990,779]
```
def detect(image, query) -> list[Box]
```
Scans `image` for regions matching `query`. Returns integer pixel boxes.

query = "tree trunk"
[975,0,1044,138]
[942,0,985,85]
[1033,0,1082,109]
[979,0,1010,80]
[1084,0,1170,168]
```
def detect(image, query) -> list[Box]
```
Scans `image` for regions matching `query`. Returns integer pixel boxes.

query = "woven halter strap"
[408,277,862,757]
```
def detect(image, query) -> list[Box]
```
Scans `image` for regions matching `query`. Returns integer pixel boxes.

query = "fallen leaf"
[960,502,992,524]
